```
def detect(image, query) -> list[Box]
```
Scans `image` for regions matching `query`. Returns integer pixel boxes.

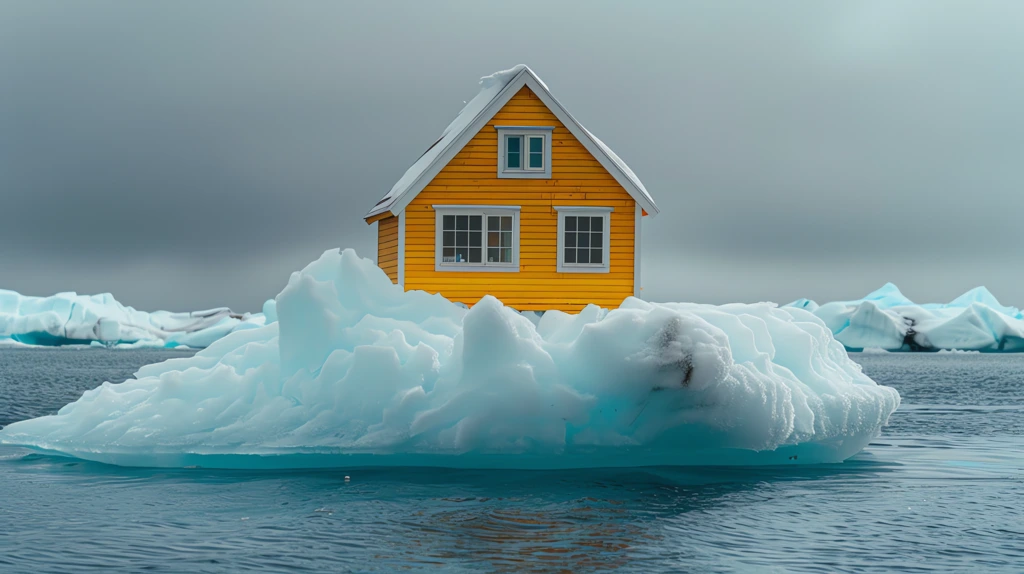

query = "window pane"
[468,248,482,263]
[578,217,590,232]
[469,216,482,231]
[564,248,576,264]
[456,231,468,247]
[488,216,499,231]
[456,215,468,230]
[488,248,499,262]
[469,231,481,247]
[500,216,512,231]
[591,217,603,232]
[443,247,455,261]
[501,231,512,248]
[591,249,602,264]
[578,249,590,264]
[578,233,590,248]
[443,215,455,230]
[565,232,576,248]
[591,232,602,248]
[506,136,521,169]
[487,231,499,247]
[502,248,513,262]
[456,247,468,262]
[528,137,543,169]
[443,231,455,246]
[565,216,577,232]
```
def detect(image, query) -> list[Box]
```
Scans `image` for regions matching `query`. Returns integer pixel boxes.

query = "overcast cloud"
[2,1,1023,312]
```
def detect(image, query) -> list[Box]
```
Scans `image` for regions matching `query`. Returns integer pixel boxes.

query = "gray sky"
[3,1,1023,313]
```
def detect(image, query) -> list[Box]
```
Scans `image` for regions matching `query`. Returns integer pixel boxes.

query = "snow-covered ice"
[0,290,265,349]
[787,283,1024,352]
[0,249,899,469]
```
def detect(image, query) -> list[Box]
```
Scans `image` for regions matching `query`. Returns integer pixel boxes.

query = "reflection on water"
[1,348,1023,572]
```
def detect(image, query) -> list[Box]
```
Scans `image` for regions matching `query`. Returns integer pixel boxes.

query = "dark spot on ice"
[789,455,798,461]
[901,317,924,351]
[651,316,694,389]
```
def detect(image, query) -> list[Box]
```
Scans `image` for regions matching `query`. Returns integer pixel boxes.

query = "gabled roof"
[365,65,659,220]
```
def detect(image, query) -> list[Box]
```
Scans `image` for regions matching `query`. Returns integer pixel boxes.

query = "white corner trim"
[433,206,521,273]
[397,211,405,288]
[556,208,612,274]
[634,203,642,298]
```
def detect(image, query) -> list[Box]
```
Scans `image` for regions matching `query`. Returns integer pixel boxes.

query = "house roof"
[365,65,659,220]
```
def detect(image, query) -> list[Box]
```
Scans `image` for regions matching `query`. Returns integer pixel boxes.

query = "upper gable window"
[495,126,553,179]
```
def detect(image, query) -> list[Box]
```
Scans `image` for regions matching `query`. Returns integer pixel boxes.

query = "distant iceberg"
[786,283,1024,352]
[0,289,266,348]
[0,249,899,469]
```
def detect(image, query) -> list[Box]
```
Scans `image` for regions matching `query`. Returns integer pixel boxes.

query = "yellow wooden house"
[364,65,659,312]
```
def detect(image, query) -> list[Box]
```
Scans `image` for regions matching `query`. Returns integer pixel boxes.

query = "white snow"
[366,65,528,218]
[786,283,1024,352]
[0,289,265,348]
[366,65,657,218]
[0,249,899,469]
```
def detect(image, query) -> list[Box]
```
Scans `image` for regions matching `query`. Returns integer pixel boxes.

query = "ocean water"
[0,348,1021,573]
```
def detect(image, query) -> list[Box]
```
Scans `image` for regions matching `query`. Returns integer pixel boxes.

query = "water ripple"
[1,349,1023,572]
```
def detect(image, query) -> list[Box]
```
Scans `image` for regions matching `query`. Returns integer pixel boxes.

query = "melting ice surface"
[787,283,1024,352]
[0,289,265,348]
[0,249,900,469]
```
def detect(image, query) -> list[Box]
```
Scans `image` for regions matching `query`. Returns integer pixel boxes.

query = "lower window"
[435,207,519,271]
[556,207,612,273]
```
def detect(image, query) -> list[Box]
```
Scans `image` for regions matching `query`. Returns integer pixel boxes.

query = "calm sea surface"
[0,348,1022,573]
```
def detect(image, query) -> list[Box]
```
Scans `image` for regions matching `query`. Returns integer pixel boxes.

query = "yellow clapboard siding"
[406,286,634,296]
[439,164,610,173]
[429,172,617,180]
[409,294,628,312]
[376,215,399,284]
[406,289,630,301]
[381,85,638,311]
[444,158,611,168]
[407,277,636,287]
[426,179,623,187]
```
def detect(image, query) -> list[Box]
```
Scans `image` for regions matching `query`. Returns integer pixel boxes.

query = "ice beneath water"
[0,289,265,348]
[787,283,1024,352]
[0,250,900,469]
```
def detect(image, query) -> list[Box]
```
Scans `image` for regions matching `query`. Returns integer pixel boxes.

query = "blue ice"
[0,249,900,469]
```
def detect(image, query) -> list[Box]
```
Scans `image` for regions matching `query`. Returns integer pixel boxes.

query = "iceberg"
[0,290,265,348]
[786,283,1024,352]
[0,249,900,469]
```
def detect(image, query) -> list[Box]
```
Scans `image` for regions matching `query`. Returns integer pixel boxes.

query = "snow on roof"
[366,65,658,219]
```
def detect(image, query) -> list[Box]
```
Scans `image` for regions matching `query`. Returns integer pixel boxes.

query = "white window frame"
[495,126,553,179]
[433,205,521,272]
[555,206,612,274]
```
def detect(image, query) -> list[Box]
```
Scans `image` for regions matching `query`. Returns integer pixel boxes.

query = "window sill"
[497,170,551,179]
[557,265,610,274]
[434,264,520,273]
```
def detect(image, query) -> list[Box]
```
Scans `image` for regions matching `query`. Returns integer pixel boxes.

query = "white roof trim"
[366,65,659,219]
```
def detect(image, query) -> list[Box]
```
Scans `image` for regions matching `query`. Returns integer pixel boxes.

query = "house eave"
[364,210,394,224]
[367,66,660,219]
